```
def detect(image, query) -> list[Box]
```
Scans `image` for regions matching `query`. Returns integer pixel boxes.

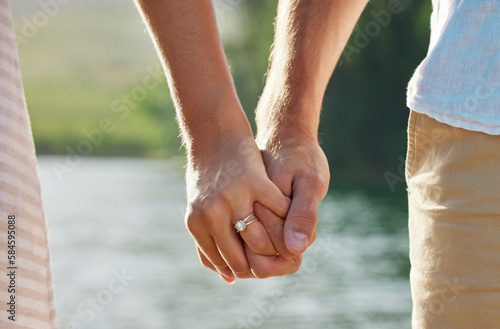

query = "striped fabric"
[0,1,58,328]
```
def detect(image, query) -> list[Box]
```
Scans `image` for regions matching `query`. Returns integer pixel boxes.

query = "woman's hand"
[184,115,301,283]
[135,0,316,282]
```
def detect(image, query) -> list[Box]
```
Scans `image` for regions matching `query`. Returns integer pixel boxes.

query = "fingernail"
[217,267,235,280]
[219,274,235,285]
[288,232,308,252]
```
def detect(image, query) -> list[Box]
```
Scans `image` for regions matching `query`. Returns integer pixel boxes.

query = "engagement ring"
[234,213,258,233]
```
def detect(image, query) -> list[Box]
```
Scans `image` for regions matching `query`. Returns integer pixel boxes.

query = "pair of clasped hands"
[133,0,340,283]
[184,109,330,284]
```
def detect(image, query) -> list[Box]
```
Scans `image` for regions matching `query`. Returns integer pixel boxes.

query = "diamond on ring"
[235,220,247,232]
[234,213,258,233]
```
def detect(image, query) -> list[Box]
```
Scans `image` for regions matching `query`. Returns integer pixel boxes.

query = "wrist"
[256,74,323,142]
[182,98,254,161]
[255,94,319,151]
[256,120,319,156]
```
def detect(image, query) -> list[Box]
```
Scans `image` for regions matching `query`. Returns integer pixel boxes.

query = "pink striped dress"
[0,0,57,328]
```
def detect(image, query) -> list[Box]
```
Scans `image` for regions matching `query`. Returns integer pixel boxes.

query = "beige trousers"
[407,110,500,328]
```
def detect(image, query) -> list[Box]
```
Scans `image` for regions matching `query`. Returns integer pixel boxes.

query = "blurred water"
[38,156,411,329]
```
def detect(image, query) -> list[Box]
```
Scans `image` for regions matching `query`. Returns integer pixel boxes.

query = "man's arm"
[135,0,300,282]
[256,0,369,254]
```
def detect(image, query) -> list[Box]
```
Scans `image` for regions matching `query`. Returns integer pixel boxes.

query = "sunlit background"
[10,0,432,328]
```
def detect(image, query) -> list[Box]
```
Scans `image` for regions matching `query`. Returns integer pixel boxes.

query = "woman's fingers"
[189,198,294,281]
[184,143,297,282]
[237,213,278,256]
[187,201,254,278]
[196,246,236,284]
[194,234,236,279]
[212,223,255,277]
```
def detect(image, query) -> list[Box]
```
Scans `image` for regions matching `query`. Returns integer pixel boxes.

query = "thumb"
[284,177,321,254]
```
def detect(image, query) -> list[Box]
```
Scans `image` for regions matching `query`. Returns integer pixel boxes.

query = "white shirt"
[407,0,500,134]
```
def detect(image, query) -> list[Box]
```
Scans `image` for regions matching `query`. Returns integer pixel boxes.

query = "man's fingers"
[284,175,325,255]
[244,244,302,278]
[253,201,296,260]
[238,216,278,256]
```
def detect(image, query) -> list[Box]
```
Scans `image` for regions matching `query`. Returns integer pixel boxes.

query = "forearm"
[135,0,251,156]
[256,0,368,142]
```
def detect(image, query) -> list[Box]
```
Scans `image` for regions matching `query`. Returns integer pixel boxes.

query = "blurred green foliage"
[14,0,432,187]
[226,0,432,187]
[321,0,432,187]
[15,4,180,157]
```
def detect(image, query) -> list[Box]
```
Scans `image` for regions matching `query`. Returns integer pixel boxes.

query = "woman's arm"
[135,0,299,282]
[135,0,250,154]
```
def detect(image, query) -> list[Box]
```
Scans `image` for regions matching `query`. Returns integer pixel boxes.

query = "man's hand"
[256,135,330,256]
[136,0,367,281]
[254,0,368,256]
[184,126,302,283]
[136,0,304,282]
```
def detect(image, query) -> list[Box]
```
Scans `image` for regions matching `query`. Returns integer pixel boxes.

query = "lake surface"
[38,156,412,329]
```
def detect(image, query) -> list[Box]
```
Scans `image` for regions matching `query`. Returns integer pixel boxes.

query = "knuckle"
[191,194,220,215]
[231,264,251,277]
[186,198,223,233]
[185,213,201,235]
[234,270,254,279]
[213,263,228,270]
[189,196,207,213]
[293,206,318,225]
[318,172,330,189]
[309,171,330,191]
